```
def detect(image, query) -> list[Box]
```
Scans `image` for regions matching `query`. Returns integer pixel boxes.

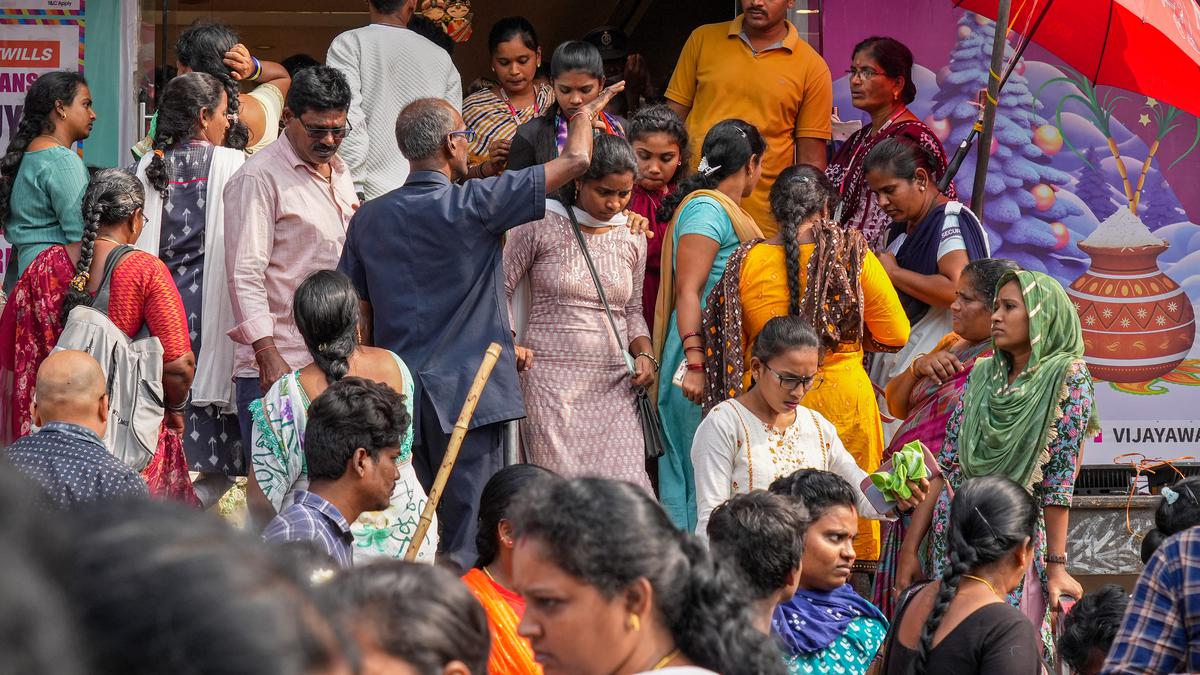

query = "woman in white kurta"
[692,315,885,536]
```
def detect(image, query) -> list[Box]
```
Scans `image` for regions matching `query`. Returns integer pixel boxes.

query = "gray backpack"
[53,245,165,471]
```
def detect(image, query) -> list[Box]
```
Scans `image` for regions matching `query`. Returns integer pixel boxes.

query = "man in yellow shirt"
[665,0,833,235]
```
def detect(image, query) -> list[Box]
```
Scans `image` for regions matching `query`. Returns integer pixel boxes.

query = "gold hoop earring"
[628,614,640,632]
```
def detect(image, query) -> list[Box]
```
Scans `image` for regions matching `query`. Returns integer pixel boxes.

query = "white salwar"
[691,399,884,536]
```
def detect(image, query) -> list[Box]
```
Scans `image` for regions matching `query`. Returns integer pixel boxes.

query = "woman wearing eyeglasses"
[826,37,954,251]
[692,316,904,537]
[131,72,246,490]
[701,166,911,559]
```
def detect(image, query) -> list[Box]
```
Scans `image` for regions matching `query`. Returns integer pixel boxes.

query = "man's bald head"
[33,351,108,434]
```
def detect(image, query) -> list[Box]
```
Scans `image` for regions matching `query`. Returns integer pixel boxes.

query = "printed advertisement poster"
[825,7,1200,465]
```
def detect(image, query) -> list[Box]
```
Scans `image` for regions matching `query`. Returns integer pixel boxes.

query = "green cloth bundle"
[870,441,928,501]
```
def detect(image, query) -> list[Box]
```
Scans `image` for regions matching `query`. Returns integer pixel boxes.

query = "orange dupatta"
[461,568,542,675]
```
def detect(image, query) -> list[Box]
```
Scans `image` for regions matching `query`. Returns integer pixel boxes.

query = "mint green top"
[5,146,89,279]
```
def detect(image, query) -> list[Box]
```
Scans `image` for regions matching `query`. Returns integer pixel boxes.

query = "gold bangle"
[909,353,928,377]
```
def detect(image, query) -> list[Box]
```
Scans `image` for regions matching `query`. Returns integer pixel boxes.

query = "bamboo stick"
[404,342,504,561]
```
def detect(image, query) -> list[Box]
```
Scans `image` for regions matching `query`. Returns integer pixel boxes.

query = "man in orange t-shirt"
[666,0,833,235]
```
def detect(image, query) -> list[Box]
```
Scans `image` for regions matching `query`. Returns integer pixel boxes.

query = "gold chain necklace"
[962,574,1003,598]
[650,649,680,670]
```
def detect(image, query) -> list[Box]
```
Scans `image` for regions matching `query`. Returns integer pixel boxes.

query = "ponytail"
[61,169,145,323]
[657,119,765,223]
[292,270,360,385]
[0,71,88,226]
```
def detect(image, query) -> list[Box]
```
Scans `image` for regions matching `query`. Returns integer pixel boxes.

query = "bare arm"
[666,100,691,122]
[794,137,828,170]
[162,352,196,408]
[880,249,967,309]
[675,233,721,404]
[544,81,627,194]
[245,469,277,531]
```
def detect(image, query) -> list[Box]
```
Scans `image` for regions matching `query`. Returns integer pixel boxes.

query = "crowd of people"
[1,0,1194,673]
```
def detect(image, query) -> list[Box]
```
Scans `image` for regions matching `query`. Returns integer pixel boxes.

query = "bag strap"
[878,580,933,674]
[88,244,137,314]
[561,203,635,376]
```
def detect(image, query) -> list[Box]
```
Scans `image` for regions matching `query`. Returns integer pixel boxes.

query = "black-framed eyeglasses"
[763,363,824,392]
[447,128,476,143]
[302,121,353,140]
[845,67,882,81]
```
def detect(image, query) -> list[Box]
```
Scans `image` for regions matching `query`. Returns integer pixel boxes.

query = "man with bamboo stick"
[338,83,627,567]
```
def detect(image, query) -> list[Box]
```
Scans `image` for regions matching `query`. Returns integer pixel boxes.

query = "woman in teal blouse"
[0,71,94,291]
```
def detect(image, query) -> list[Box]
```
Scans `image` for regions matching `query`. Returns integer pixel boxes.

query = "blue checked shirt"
[1102,527,1200,674]
[262,490,355,568]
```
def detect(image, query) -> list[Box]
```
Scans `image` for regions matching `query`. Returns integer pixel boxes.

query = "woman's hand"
[514,345,534,371]
[223,43,256,81]
[581,80,627,119]
[682,368,705,405]
[894,549,924,602]
[1047,564,1083,611]
[878,251,900,275]
[913,351,964,385]
[624,210,653,237]
[894,477,930,513]
[631,354,655,387]
[486,138,510,175]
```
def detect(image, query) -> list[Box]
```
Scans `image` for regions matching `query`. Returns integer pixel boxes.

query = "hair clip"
[153,149,164,158]
[70,271,90,292]
[698,156,722,177]
[309,568,336,586]
[317,342,329,352]
[973,506,999,539]
[1163,486,1181,505]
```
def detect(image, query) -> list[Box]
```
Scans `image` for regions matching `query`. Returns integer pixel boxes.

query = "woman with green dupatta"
[652,119,765,531]
[896,270,1098,665]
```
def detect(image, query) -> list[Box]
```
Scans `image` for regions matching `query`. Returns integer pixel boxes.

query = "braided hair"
[657,119,765,223]
[769,165,868,352]
[61,169,145,323]
[292,270,359,384]
[145,73,224,198]
[175,21,249,149]
[0,71,88,226]
[910,475,1037,675]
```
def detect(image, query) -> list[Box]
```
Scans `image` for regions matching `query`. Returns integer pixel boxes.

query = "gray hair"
[394,98,457,161]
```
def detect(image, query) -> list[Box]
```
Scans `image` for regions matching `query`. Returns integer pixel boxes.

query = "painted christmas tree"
[1074,147,1121,221]
[1140,175,1188,227]
[930,12,1084,281]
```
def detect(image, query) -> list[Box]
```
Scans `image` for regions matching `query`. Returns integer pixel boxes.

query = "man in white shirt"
[326,0,462,200]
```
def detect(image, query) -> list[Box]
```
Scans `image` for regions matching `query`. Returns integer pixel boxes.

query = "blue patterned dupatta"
[773,584,888,655]
[248,353,438,563]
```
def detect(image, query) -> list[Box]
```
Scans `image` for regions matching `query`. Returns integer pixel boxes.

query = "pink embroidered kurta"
[503,209,652,491]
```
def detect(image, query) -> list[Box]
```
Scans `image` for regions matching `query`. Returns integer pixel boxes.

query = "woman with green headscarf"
[894,269,1098,665]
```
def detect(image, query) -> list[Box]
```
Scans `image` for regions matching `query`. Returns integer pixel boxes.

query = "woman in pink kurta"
[503,136,655,491]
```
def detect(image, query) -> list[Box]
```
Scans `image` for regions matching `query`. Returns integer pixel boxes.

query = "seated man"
[262,377,406,568]
[706,490,805,634]
[2,350,147,509]
[1060,584,1128,675]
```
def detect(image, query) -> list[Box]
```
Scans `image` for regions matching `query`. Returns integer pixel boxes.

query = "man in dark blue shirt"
[263,377,407,567]
[2,350,147,509]
[339,85,624,566]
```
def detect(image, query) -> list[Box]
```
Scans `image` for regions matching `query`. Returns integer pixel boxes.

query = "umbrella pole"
[404,342,504,562]
[970,0,1013,216]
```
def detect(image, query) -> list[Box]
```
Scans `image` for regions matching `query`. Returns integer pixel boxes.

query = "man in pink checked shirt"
[224,65,359,485]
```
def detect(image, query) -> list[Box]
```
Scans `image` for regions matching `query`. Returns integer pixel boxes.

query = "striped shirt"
[262,490,355,568]
[1101,527,1200,673]
[462,84,553,164]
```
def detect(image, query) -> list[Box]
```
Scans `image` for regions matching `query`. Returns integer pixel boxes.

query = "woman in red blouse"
[0,168,196,502]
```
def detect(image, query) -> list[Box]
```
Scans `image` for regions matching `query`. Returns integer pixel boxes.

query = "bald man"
[2,350,147,509]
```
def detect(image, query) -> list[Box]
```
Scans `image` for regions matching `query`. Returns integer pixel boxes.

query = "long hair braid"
[0,71,87,226]
[910,530,976,675]
[781,217,803,316]
[145,72,224,198]
[61,169,145,323]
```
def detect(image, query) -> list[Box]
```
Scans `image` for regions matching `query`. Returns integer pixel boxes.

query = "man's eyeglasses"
[447,128,476,143]
[302,121,353,140]
[845,67,882,81]
[763,363,824,392]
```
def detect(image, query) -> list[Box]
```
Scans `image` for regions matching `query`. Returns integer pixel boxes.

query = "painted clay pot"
[1068,242,1196,383]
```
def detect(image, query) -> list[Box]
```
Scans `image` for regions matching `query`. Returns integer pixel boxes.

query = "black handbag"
[562,204,667,461]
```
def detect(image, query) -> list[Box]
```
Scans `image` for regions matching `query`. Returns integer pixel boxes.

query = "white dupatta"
[135,147,244,412]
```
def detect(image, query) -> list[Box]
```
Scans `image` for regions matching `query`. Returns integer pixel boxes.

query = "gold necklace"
[35,133,67,148]
[96,235,124,245]
[962,574,1003,598]
[650,649,680,670]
